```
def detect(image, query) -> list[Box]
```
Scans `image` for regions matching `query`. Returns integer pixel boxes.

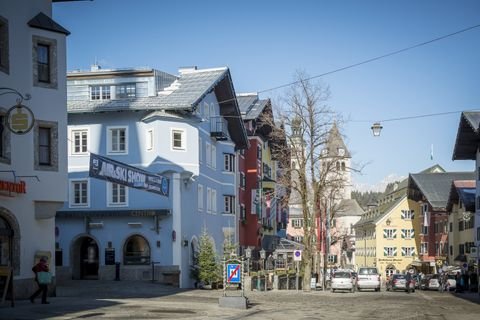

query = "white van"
[356,267,381,291]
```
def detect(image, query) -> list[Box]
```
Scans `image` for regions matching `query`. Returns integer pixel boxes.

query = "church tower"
[322,122,352,201]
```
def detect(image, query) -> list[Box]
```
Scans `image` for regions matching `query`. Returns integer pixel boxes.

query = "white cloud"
[353,173,406,193]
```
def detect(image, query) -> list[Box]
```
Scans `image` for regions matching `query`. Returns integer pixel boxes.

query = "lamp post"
[364,229,367,267]
[260,249,266,291]
[245,247,252,274]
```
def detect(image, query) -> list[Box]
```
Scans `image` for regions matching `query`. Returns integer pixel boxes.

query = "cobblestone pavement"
[0,281,479,320]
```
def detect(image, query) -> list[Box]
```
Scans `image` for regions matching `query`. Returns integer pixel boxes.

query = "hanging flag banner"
[89,153,169,197]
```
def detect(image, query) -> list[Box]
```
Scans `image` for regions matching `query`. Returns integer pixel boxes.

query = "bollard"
[115,262,120,281]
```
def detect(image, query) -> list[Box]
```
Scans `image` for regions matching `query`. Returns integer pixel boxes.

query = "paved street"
[0,281,479,320]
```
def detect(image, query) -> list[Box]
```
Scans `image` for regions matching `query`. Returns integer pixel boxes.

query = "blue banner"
[89,153,169,197]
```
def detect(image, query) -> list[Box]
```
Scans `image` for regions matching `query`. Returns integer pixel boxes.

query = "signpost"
[219,257,247,309]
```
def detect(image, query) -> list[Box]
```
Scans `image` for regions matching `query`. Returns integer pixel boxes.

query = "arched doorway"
[123,235,150,265]
[0,216,13,267]
[71,236,99,280]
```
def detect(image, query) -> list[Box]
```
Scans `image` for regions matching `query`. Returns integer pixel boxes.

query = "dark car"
[386,274,407,291]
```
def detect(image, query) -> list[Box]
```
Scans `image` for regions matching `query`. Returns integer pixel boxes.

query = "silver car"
[331,271,354,293]
[356,267,381,292]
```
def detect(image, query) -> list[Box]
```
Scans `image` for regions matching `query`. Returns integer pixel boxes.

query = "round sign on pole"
[293,250,302,261]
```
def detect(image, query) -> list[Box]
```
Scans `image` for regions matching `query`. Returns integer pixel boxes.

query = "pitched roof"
[326,122,350,158]
[335,199,365,217]
[68,68,229,113]
[408,172,475,210]
[446,180,476,212]
[28,12,70,35]
[237,94,269,120]
[452,111,480,160]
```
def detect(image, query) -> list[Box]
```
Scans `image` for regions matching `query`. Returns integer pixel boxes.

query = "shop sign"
[5,104,35,135]
[89,153,169,197]
[0,179,26,195]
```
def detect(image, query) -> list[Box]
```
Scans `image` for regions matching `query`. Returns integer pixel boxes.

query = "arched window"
[341,162,346,171]
[124,235,150,265]
[0,217,12,266]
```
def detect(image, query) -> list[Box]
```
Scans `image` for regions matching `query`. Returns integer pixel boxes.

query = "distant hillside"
[351,190,382,210]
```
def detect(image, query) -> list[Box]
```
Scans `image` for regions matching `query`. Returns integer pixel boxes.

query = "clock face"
[338,148,345,156]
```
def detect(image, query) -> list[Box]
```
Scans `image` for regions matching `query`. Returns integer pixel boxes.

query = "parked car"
[420,274,440,290]
[446,274,456,291]
[386,274,407,291]
[331,270,355,293]
[356,267,381,292]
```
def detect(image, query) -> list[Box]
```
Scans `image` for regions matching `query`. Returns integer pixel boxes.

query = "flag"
[430,144,433,160]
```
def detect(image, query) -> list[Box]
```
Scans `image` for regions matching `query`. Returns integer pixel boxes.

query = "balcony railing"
[210,116,229,140]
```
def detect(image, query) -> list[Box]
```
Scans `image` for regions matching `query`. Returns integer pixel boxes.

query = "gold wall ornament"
[5,104,35,134]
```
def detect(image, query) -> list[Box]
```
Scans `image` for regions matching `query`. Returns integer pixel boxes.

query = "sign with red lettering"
[0,180,26,195]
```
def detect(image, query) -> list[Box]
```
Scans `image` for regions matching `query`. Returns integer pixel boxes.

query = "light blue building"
[56,65,248,288]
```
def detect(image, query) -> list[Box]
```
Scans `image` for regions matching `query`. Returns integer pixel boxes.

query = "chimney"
[178,66,197,74]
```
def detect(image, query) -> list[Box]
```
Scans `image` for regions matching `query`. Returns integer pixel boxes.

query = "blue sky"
[53,0,480,191]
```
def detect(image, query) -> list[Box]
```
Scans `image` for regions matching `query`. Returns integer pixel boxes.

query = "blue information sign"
[227,264,241,283]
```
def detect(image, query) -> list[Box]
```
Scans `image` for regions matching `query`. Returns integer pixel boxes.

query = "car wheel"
[375,287,380,292]
[331,288,335,293]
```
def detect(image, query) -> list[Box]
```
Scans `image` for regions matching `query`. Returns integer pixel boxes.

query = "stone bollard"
[273,275,279,290]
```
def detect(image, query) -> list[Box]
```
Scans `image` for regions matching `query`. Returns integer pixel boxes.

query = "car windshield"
[359,268,378,275]
[334,272,351,278]
[393,275,405,279]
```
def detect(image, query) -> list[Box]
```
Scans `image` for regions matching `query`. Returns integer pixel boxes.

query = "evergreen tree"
[198,229,220,285]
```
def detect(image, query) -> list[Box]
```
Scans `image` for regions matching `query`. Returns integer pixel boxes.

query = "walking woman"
[29,257,50,304]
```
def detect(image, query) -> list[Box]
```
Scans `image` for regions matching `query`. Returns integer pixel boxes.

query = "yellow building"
[446,180,476,267]
[354,180,422,279]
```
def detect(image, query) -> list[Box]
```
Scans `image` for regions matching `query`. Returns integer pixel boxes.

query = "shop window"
[124,235,150,265]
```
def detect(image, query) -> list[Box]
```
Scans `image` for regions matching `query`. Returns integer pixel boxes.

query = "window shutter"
[392,229,397,239]
[401,229,405,239]
[401,247,406,256]
[411,229,415,238]
[393,248,397,256]
[383,247,388,256]
[401,210,405,219]
[411,210,415,219]
[383,229,388,238]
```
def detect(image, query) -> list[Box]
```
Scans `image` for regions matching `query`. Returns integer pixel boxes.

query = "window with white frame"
[171,129,185,150]
[401,229,414,239]
[116,83,136,98]
[197,184,203,211]
[292,218,303,228]
[293,236,303,243]
[240,172,246,189]
[206,187,212,213]
[70,180,88,207]
[401,210,414,220]
[206,142,211,165]
[108,182,127,206]
[420,242,428,254]
[224,153,235,172]
[90,85,110,100]
[211,189,217,213]
[71,129,88,155]
[383,247,396,257]
[198,138,202,163]
[146,129,153,151]
[401,247,415,256]
[240,204,246,220]
[383,228,396,239]
[224,195,235,214]
[211,145,216,169]
[107,127,127,154]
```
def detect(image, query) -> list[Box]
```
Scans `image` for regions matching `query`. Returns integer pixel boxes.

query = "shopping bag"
[37,271,52,284]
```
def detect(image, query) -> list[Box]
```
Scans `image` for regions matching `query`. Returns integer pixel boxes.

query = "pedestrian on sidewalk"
[29,257,50,304]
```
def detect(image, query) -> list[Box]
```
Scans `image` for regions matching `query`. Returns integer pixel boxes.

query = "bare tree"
[267,71,351,290]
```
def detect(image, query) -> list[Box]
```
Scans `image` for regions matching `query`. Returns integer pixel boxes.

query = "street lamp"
[371,122,383,137]
[245,247,252,274]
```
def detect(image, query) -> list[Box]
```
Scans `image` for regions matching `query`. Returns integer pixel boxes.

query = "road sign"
[293,250,302,261]
[227,264,241,283]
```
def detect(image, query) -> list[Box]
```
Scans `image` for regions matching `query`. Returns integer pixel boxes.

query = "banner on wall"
[89,153,169,197]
